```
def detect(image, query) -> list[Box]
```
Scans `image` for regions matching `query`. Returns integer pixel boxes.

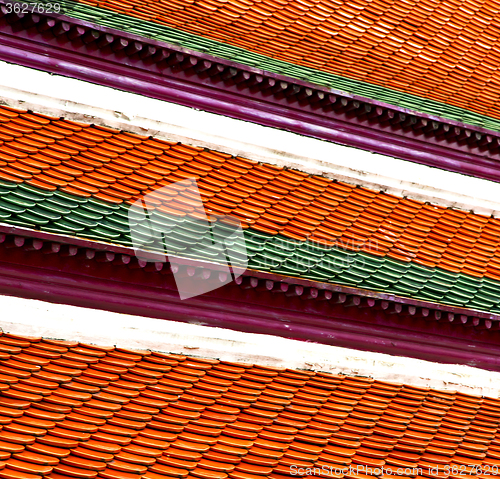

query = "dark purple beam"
[0,244,500,370]
[0,227,499,371]
[0,223,497,322]
[1,13,500,182]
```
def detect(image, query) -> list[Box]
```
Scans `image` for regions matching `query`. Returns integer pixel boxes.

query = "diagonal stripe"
[0,105,500,312]
[52,0,500,131]
[2,176,500,313]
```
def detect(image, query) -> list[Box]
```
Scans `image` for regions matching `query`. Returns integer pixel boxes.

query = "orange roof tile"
[0,106,500,312]
[0,333,498,479]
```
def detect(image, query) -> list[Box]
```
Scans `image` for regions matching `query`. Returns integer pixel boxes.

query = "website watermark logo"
[127,177,382,300]
[128,178,247,300]
[289,465,500,477]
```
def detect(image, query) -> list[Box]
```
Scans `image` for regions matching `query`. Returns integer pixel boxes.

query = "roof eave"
[1,223,500,373]
[1,9,500,183]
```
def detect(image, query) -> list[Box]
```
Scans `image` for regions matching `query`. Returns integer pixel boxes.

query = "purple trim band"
[1,229,500,371]
[12,8,500,138]
[1,13,500,183]
[1,223,498,323]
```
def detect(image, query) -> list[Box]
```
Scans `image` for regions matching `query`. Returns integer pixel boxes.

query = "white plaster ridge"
[0,62,500,216]
[1,294,499,398]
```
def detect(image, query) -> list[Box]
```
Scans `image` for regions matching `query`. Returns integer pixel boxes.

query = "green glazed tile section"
[56,0,500,132]
[0,178,499,314]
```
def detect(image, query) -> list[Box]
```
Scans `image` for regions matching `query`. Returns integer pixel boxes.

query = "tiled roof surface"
[54,0,500,130]
[0,332,500,479]
[1,105,500,312]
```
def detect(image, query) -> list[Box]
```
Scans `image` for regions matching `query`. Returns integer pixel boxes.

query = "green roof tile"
[55,0,500,131]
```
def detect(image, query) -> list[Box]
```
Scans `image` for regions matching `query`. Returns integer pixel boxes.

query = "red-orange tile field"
[0,105,500,285]
[0,333,499,479]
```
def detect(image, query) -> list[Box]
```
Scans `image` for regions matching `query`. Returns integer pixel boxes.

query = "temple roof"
[55,0,500,131]
[0,332,498,479]
[0,105,499,313]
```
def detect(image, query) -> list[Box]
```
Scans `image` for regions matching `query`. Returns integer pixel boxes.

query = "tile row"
[72,0,500,121]
[1,106,500,282]
[0,332,499,479]
[0,106,500,312]
[3,168,500,312]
